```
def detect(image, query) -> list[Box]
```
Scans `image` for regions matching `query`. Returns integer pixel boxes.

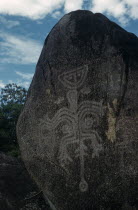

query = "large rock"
[0,153,50,210]
[17,10,138,210]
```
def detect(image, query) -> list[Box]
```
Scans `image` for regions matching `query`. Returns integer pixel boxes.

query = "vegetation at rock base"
[0,83,27,157]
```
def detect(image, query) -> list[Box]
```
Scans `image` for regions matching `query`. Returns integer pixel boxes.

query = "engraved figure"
[39,65,103,192]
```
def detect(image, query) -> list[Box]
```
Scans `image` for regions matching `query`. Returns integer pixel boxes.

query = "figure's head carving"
[58,65,88,89]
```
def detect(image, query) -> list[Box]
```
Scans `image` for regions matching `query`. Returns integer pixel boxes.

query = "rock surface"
[0,153,50,210]
[17,10,138,210]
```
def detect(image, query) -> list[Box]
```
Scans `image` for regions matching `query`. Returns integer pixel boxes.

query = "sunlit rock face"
[17,10,138,210]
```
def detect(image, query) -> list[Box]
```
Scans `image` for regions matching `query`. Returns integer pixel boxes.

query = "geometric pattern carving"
[39,65,103,192]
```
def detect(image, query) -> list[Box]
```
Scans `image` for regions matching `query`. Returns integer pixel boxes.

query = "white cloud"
[91,0,138,25]
[15,71,33,80]
[0,16,20,28]
[36,20,43,24]
[92,0,126,17]
[0,32,42,64]
[8,79,31,89]
[15,71,34,89]
[0,0,63,20]
[0,80,5,88]
[0,0,84,20]
[0,0,137,26]
[124,0,138,19]
[51,11,62,19]
[64,0,84,13]
[16,80,31,89]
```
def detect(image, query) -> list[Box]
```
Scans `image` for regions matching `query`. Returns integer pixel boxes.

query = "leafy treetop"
[0,83,27,156]
[0,83,27,106]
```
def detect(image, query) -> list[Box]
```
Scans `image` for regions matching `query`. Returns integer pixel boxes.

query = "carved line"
[38,65,104,193]
[58,65,88,89]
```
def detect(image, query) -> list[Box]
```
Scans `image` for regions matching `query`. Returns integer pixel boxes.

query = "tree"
[0,83,27,156]
[0,83,27,105]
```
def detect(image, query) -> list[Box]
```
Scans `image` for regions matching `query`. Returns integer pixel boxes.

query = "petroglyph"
[58,65,88,89]
[39,65,103,192]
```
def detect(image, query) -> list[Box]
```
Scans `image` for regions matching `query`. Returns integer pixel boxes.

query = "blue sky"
[0,0,138,89]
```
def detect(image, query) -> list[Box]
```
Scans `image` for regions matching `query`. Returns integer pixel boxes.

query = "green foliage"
[0,83,27,157]
[0,83,27,105]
